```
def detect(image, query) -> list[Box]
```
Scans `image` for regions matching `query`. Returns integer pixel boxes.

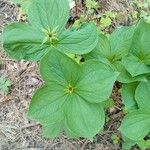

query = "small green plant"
[119,21,150,147]
[100,11,117,29]
[2,0,118,139]
[130,0,150,23]
[86,0,99,10]
[84,19,150,147]
[28,50,118,139]
[4,0,98,61]
[0,77,11,94]
[119,81,150,142]
[2,0,150,147]
[111,133,120,144]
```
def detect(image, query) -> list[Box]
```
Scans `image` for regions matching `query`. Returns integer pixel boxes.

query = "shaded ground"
[0,0,137,149]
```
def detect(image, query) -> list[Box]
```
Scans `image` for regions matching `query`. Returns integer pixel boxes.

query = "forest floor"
[0,0,140,150]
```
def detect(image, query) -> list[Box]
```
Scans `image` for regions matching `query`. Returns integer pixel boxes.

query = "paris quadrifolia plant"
[2,0,150,148]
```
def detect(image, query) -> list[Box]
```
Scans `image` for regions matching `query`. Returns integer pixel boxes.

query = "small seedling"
[0,77,11,94]
[100,11,116,29]
[86,0,99,9]
[111,133,120,144]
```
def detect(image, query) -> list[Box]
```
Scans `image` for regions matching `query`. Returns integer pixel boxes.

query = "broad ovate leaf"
[113,62,147,83]
[84,33,111,60]
[28,0,69,33]
[2,23,49,61]
[56,23,98,54]
[65,95,105,140]
[119,110,150,141]
[76,60,119,103]
[84,25,135,63]
[122,55,150,77]
[135,81,150,111]
[28,50,118,139]
[28,86,65,138]
[40,48,81,87]
[123,20,150,76]
[122,136,137,150]
[121,82,139,110]
[109,25,135,60]
[131,19,150,65]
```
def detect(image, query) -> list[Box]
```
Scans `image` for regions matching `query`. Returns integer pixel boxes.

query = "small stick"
[75,0,78,16]
[21,123,40,129]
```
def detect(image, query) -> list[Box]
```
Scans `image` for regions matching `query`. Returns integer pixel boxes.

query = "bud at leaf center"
[42,27,59,46]
[64,84,75,94]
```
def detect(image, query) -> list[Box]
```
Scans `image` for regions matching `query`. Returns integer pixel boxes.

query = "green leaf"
[121,82,139,110]
[122,137,150,150]
[111,133,120,144]
[0,77,11,94]
[137,139,150,150]
[135,81,150,111]
[113,62,147,83]
[131,20,150,65]
[28,50,118,139]
[40,49,81,87]
[119,110,150,141]
[2,23,49,61]
[28,86,66,138]
[101,98,114,108]
[109,26,135,60]
[42,123,63,138]
[84,26,135,63]
[28,0,69,33]
[65,95,105,140]
[84,33,111,60]
[122,55,150,77]
[56,23,98,54]
[122,136,137,150]
[100,17,112,29]
[75,61,119,103]
[123,20,150,76]
[86,0,99,9]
